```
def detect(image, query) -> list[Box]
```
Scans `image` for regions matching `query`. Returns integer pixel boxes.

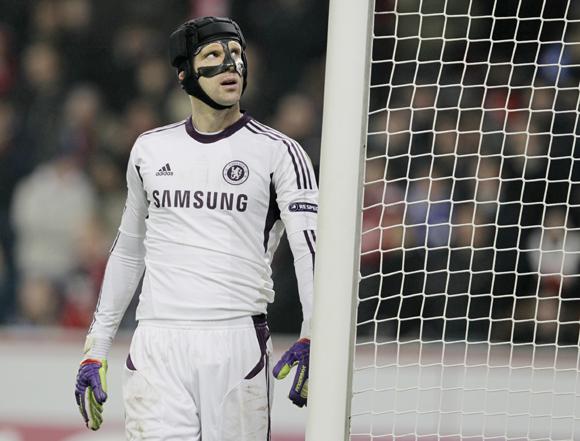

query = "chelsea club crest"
[223,160,249,185]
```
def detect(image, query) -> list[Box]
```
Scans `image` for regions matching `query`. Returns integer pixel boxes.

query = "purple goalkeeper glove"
[273,338,310,407]
[75,359,108,430]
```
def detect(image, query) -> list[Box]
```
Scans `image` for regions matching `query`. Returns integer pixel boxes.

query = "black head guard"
[169,16,248,110]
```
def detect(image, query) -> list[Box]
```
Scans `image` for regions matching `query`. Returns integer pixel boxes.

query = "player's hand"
[273,338,310,407]
[75,358,108,430]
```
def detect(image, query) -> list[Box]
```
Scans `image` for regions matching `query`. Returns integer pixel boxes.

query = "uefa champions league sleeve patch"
[288,202,318,213]
[223,160,249,185]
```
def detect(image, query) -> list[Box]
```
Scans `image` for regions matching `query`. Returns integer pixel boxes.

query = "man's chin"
[213,96,241,108]
[193,90,241,109]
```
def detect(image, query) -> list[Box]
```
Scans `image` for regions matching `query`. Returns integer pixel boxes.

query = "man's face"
[193,39,244,107]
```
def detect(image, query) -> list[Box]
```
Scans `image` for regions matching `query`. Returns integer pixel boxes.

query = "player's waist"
[138,313,267,330]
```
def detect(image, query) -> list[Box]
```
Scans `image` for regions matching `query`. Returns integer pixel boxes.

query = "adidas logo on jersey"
[156,163,173,176]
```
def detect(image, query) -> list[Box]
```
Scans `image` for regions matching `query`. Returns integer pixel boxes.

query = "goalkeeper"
[74,16,317,440]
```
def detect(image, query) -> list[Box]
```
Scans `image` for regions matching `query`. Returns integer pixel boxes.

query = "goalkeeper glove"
[74,358,108,430]
[273,338,310,407]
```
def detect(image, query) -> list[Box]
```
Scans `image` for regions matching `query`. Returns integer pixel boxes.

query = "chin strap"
[181,72,233,110]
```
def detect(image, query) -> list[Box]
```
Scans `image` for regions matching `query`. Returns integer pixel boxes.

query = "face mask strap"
[196,41,245,79]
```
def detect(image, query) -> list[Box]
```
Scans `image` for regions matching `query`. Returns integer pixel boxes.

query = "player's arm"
[75,146,148,430]
[271,139,318,407]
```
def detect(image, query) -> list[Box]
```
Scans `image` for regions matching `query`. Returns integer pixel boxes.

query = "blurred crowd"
[359,0,580,345]
[2,0,579,346]
[0,0,327,332]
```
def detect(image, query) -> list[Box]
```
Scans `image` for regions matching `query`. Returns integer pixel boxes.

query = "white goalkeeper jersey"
[89,114,317,342]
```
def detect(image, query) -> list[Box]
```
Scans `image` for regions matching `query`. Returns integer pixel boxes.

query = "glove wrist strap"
[80,358,102,366]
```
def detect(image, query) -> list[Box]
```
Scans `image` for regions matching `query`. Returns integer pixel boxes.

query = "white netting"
[352,0,580,439]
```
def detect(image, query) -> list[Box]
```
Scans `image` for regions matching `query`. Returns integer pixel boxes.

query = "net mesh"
[352,0,580,439]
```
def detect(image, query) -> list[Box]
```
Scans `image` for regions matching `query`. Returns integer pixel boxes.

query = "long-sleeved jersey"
[88,114,318,353]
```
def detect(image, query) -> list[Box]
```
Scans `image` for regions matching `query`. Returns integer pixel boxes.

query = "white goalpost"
[306,0,373,440]
[309,0,580,440]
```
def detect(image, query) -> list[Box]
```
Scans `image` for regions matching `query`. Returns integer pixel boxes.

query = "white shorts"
[122,314,273,441]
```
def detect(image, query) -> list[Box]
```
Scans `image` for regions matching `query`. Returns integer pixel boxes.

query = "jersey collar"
[185,113,252,143]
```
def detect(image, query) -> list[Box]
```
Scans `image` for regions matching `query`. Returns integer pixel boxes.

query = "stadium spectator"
[58,84,104,167]
[11,151,97,283]
[16,276,60,326]
[0,101,33,322]
[60,218,108,328]
[0,26,17,96]
[523,207,580,343]
[19,41,65,163]
[406,164,453,249]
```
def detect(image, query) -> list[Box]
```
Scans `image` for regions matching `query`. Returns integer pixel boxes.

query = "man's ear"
[178,70,185,81]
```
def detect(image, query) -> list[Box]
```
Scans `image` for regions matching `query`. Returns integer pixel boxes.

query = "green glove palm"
[273,338,310,407]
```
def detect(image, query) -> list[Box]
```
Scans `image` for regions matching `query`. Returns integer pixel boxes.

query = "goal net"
[352,0,580,439]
